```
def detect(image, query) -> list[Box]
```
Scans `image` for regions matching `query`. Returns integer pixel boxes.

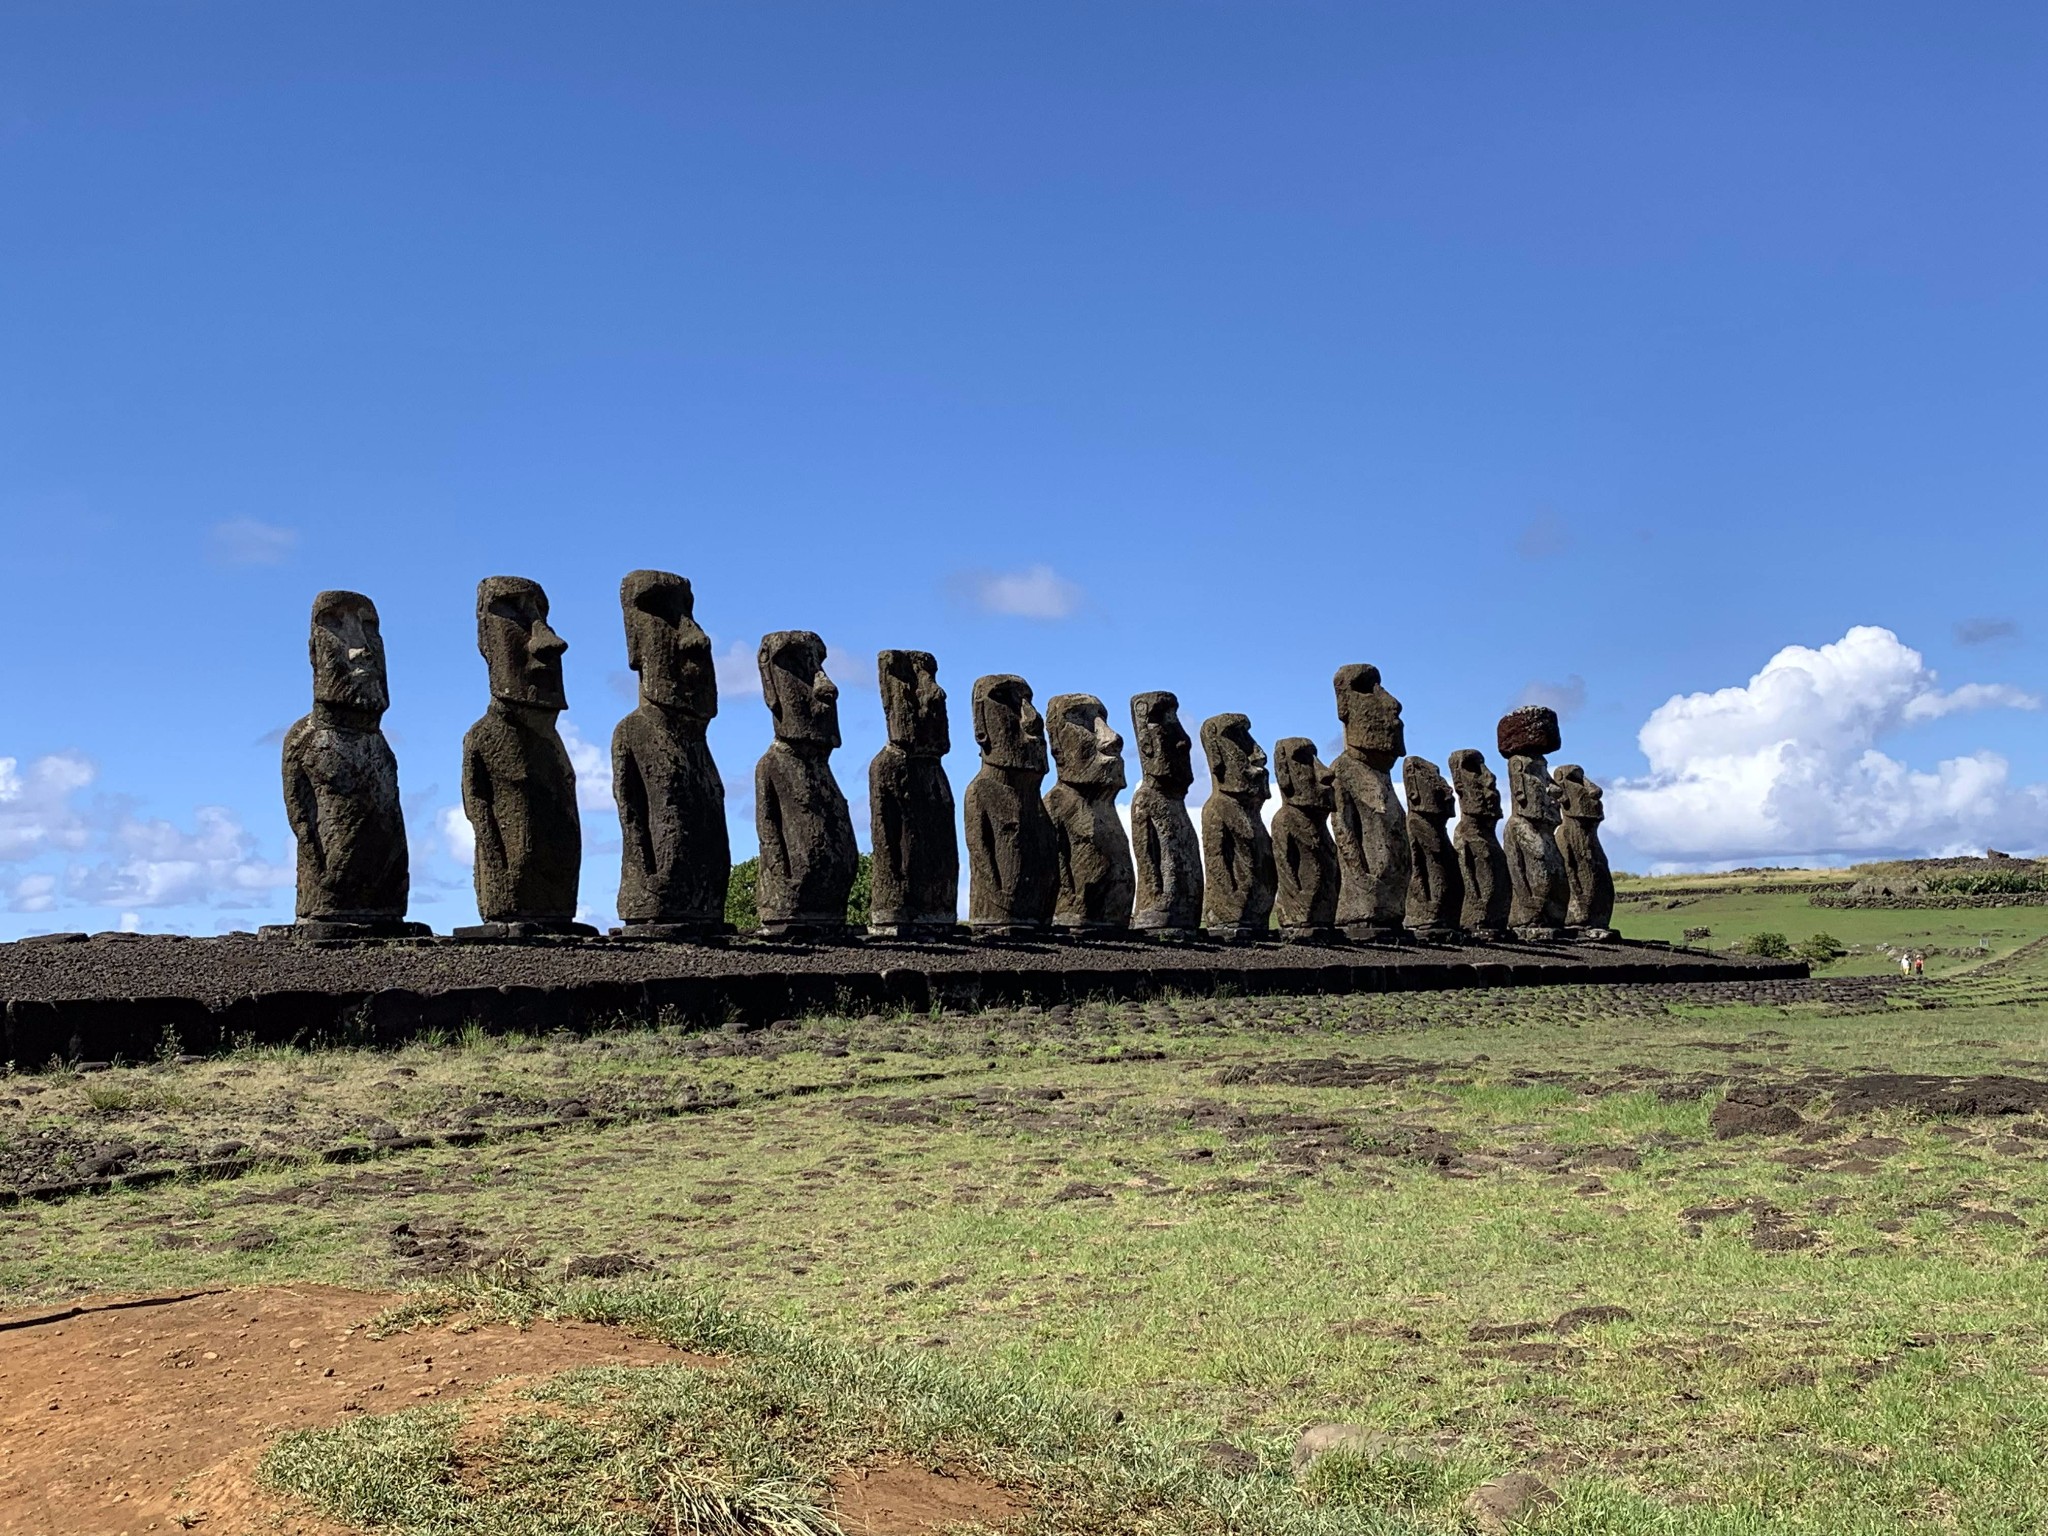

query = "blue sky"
[4,1,2046,936]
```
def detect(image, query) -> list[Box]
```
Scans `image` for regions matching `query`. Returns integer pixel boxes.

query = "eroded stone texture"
[964,675,1056,936]
[1553,763,1617,936]
[1331,664,1411,939]
[754,631,859,939]
[868,649,958,937]
[1449,748,1511,936]
[1045,693,1134,932]
[1199,714,1275,939]
[612,571,728,938]
[460,577,591,937]
[274,590,423,938]
[1402,756,1464,937]
[1498,706,1568,936]
[1128,691,1203,937]
[1271,737,1339,940]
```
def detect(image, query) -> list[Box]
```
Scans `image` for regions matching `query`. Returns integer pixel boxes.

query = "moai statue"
[964,674,1056,937]
[1402,756,1464,939]
[612,571,729,940]
[754,631,859,939]
[1331,664,1411,941]
[1128,691,1203,939]
[1044,693,1135,933]
[1553,764,1617,938]
[868,649,958,938]
[1498,705,1569,938]
[1199,714,1275,940]
[1448,748,1512,937]
[1271,737,1339,942]
[268,590,426,939]
[459,577,593,938]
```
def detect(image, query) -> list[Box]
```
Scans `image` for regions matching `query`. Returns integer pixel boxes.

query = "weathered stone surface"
[1554,763,1617,935]
[1128,691,1203,937]
[1449,748,1511,935]
[754,632,859,938]
[1498,707,1568,936]
[1271,737,1339,940]
[460,577,590,935]
[868,650,958,937]
[1331,664,1410,939]
[1044,693,1134,932]
[1496,705,1563,760]
[964,675,1055,936]
[612,571,728,937]
[1199,714,1274,939]
[1402,756,1464,936]
[277,591,420,937]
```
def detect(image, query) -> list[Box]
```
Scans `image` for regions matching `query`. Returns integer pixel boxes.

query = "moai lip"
[754,631,860,941]
[869,649,960,940]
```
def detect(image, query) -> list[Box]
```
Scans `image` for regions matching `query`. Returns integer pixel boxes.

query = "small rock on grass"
[1462,1471,1560,1531]
[1292,1423,1386,1475]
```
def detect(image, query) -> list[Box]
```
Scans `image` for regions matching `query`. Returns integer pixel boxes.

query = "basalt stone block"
[754,631,859,940]
[1128,691,1202,939]
[1045,693,1135,933]
[1199,714,1275,940]
[1402,756,1464,938]
[1449,748,1512,937]
[1553,763,1618,937]
[1271,737,1339,942]
[965,675,1056,937]
[1498,707,1569,939]
[1331,664,1411,940]
[613,571,730,939]
[460,577,594,938]
[868,650,959,938]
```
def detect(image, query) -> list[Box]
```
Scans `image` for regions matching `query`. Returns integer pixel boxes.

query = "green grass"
[1617,888,2048,975]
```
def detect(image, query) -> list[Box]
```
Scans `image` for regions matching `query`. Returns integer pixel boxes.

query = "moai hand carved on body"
[1449,748,1512,936]
[868,650,958,938]
[754,632,859,939]
[1331,664,1411,940]
[1553,763,1617,937]
[1498,706,1569,937]
[459,577,593,937]
[1128,691,1203,938]
[1199,714,1275,940]
[1271,737,1339,941]
[1045,693,1135,932]
[612,571,729,939]
[1402,756,1464,938]
[964,675,1056,937]
[270,591,425,939]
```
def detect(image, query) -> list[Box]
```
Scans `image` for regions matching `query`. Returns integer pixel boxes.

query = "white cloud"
[1515,674,1587,721]
[715,639,763,701]
[0,752,95,860]
[209,518,299,567]
[68,804,292,909]
[436,805,475,866]
[559,720,616,814]
[7,873,57,912]
[955,564,1084,620]
[1608,625,2048,865]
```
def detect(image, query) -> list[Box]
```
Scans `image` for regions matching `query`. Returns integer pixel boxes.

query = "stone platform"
[0,932,1804,1066]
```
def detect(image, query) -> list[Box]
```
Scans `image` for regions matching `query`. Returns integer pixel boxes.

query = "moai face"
[1275,737,1334,812]
[1402,756,1454,818]
[1508,753,1562,825]
[759,631,840,748]
[878,650,949,757]
[478,576,567,712]
[1334,664,1406,768]
[1553,764,1605,822]
[310,590,389,717]
[1201,714,1270,800]
[1130,691,1194,797]
[972,674,1047,773]
[1448,749,1503,821]
[621,570,715,721]
[1047,694,1126,792]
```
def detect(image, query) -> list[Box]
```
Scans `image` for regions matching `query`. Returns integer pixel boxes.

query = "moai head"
[309,590,389,719]
[621,570,715,721]
[1334,664,1406,768]
[1201,714,1269,801]
[477,576,567,712]
[758,631,840,749]
[1274,737,1334,813]
[1553,763,1605,823]
[1448,748,1502,821]
[1402,756,1454,819]
[1130,691,1194,798]
[971,674,1046,773]
[1496,705,1563,760]
[1507,753,1562,826]
[878,649,949,757]
[1047,693,1126,792]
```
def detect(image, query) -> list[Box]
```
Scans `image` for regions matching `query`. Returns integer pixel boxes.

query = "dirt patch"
[831,1459,1026,1535]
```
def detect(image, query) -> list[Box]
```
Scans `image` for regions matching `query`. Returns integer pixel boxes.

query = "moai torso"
[1330,665,1411,933]
[1045,693,1134,930]
[965,675,1056,933]
[868,650,958,934]
[1199,714,1275,935]
[1498,707,1568,933]
[1449,748,1511,934]
[1402,756,1464,935]
[1554,764,1616,933]
[1128,692,1202,933]
[1271,738,1338,935]
[754,632,858,933]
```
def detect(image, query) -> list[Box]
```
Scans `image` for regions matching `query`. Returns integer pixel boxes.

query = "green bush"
[1740,931,1794,959]
[1922,869,2048,896]
[1796,931,1847,966]
[723,854,871,934]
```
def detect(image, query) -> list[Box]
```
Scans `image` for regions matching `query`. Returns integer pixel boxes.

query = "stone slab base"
[616,922,731,944]
[259,921,432,942]
[452,921,601,941]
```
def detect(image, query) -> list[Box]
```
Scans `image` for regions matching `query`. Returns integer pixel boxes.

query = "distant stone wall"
[1808,892,2048,910]
[1619,880,1857,902]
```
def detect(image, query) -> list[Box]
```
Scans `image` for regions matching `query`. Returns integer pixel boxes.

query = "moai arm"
[281,733,322,878]
[874,765,906,890]
[756,756,790,886]
[1218,823,1241,899]
[460,743,505,888]
[614,734,654,882]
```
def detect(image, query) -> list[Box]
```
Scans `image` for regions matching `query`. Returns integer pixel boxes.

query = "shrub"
[1796,932,1847,966]
[1740,931,1794,959]
[723,854,871,933]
